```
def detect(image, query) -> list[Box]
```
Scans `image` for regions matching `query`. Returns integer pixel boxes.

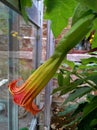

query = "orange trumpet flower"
[8,57,61,115]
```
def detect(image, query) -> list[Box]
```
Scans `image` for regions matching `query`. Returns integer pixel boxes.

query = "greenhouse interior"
[0,0,97,130]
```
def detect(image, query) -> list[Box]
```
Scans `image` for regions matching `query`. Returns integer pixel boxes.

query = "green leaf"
[63,59,75,69]
[60,79,83,96]
[87,72,97,85]
[44,0,77,37]
[19,128,29,130]
[25,0,32,7]
[58,71,64,86]
[63,73,70,86]
[20,0,32,8]
[78,64,97,71]
[81,57,97,64]
[72,3,93,25]
[72,102,87,117]
[83,96,97,118]
[78,120,92,130]
[77,0,97,13]
[64,86,92,104]
[86,94,95,102]
[90,119,97,127]
[19,0,32,23]
[78,107,97,130]
[52,73,71,94]
[52,86,63,94]
[58,103,78,116]
[78,61,97,72]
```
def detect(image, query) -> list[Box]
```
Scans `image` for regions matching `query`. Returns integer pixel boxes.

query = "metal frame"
[44,21,54,130]
[0,0,19,12]
[1,0,40,27]
[29,0,44,130]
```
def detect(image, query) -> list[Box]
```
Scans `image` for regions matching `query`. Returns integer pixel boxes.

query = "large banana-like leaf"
[72,3,93,25]
[77,0,97,13]
[44,0,77,37]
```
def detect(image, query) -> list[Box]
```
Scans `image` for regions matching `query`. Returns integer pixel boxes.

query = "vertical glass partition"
[8,8,19,130]
[0,1,40,130]
[0,2,9,130]
[0,2,19,130]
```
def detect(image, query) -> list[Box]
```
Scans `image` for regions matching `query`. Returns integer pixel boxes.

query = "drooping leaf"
[72,3,93,25]
[77,0,97,13]
[60,79,84,96]
[62,72,71,86]
[58,103,78,116]
[44,0,77,37]
[64,86,92,104]
[52,73,71,94]
[58,71,64,86]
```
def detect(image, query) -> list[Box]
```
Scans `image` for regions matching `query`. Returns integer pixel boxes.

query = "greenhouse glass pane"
[0,1,39,130]
[0,2,9,130]
[0,0,43,129]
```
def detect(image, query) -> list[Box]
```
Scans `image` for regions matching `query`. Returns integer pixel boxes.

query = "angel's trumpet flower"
[8,57,61,115]
[8,14,94,115]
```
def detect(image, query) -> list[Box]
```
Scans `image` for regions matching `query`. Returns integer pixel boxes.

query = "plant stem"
[74,72,97,91]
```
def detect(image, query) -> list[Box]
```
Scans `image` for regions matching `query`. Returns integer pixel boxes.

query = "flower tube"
[8,14,95,115]
[8,57,61,115]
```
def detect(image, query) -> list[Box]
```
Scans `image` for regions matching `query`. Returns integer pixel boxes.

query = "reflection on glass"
[0,1,38,129]
[0,2,9,130]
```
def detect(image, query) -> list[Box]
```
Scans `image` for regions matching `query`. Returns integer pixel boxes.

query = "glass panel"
[0,1,38,130]
[0,2,9,130]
